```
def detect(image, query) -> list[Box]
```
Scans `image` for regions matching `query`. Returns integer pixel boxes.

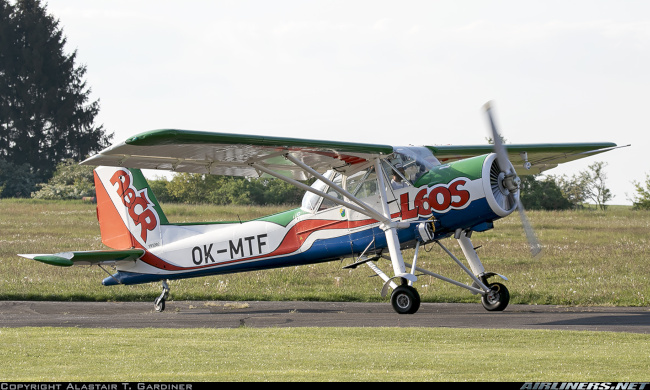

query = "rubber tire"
[390,285,421,314]
[481,282,509,311]
[154,297,166,312]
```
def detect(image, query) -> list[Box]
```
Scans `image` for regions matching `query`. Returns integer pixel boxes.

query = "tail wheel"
[154,280,169,312]
[481,282,510,311]
[390,285,421,314]
[154,296,166,312]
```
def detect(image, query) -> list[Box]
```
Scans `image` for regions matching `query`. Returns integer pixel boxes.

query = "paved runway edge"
[1,301,648,333]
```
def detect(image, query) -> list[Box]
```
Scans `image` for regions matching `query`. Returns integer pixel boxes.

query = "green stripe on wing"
[125,129,395,155]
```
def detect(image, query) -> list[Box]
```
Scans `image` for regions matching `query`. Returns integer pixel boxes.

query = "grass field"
[1,199,649,382]
[1,199,648,306]
[1,327,648,381]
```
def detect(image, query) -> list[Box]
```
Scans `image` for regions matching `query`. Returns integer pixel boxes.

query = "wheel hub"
[485,289,500,304]
[396,294,411,309]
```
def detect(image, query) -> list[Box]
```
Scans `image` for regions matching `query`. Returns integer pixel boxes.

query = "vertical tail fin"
[94,166,167,250]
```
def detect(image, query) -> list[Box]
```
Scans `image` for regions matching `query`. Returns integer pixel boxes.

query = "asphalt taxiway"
[1,300,648,333]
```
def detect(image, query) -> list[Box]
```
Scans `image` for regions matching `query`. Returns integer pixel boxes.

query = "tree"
[165,173,220,204]
[553,162,612,210]
[630,173,650,210]
[156,173,305,206]
[556,173,589,208]
[0,158,37,197]
[581,162,612,210]
[31,158,95,199]
[520,175,573,210]
[0,0,112,187]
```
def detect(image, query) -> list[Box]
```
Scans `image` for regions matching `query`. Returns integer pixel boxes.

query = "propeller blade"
[483,101,513,175]
[510,193,542,257]
[484,101,542,257]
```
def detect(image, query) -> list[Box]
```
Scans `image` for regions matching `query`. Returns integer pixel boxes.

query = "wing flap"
[19,249,145,267]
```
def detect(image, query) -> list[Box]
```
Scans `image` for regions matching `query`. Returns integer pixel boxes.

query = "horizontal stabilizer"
[19,249,145,267]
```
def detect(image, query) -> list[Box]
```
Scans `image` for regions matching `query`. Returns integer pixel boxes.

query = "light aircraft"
[20,103,623,314]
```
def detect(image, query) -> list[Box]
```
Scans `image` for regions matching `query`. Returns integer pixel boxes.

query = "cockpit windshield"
[391,146,440,184]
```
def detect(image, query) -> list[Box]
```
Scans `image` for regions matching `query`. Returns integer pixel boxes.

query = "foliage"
[154,173,304,206]
[31,158,95,199]
[629,173,650,210]
[529,161,613,211]
[580,161,612,210]
[0,158,37,197]
[520,175,572,210]
[0,0,112,183]
[26,165,304,205]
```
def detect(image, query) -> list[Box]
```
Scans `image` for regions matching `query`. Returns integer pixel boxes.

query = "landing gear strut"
[382,230,511,314]
[154,280,169,312]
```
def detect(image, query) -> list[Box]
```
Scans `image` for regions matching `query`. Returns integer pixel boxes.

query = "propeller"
[483,101,542,257]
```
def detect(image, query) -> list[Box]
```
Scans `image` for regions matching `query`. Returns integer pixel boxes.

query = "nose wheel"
[154,280,170,312]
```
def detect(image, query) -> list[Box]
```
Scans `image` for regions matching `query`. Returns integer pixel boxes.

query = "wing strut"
[249,153,415,284]
[250,161,384,221]
[251,154,389,223]
[282,154,389,222]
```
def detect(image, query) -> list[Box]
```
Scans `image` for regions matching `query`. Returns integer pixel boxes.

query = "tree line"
[521,161,613,211]
[24,157,650,211]
[28,160,305,206]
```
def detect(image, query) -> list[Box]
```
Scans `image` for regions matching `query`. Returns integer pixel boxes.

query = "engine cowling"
[403,153,518,237]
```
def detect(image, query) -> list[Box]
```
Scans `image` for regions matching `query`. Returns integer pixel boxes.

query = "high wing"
[82,129,622,178]
[429,143,622,175]
[82,129,394,180]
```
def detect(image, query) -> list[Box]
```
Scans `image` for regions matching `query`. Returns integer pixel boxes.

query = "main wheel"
[390,285,421,314]
[481,282,509,311]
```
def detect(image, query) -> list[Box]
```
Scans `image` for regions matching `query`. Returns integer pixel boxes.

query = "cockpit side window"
[318,172,344,210]
[347,168,378,199]
[300,171,332,212]
[300,168,383,213]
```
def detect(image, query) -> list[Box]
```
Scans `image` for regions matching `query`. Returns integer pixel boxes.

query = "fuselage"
[101,151,515,286]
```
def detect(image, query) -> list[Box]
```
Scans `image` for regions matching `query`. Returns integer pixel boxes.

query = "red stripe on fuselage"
[137,216,381,272]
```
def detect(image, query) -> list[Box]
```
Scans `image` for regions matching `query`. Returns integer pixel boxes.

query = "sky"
[45,0,648,205]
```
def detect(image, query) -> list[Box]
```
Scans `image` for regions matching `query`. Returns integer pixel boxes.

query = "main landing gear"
[154,280,170,312]
[365,230,510,315]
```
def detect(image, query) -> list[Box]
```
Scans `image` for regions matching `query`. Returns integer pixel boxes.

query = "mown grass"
[1,199,649,306]
[2,199,650,382]
[1,327,648,381]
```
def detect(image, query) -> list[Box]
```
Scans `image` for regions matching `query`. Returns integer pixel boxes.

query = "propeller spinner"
[483,101,542,257]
